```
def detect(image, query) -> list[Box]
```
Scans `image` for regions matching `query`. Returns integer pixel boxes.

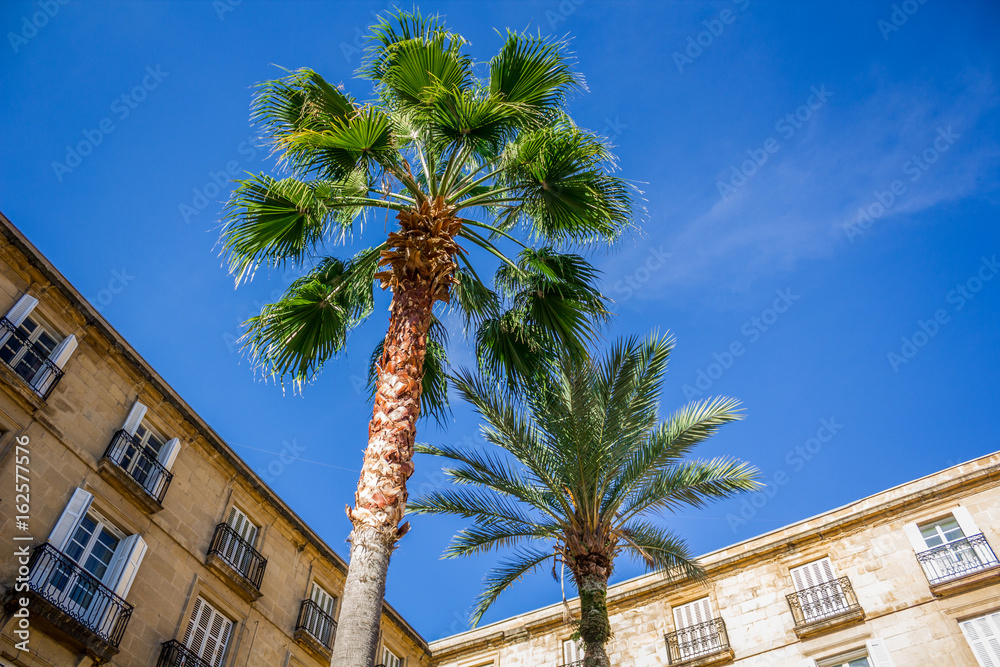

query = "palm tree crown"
[410,334,759,664]
[218,10,636,666]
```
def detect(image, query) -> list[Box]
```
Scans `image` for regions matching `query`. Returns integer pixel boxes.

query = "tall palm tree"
[409,334,760,667]
[218,10,634,665]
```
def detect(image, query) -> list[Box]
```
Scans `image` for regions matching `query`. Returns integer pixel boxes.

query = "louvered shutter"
[563,638,584,662]
[961,613,1000,667]
[157,437,181,470]
[4,294,39,326]
[790,558,836,590]
[47,487,93,550]
[104,534,148,598]
[122,400,147,436]
[311,583,336,617]
[32,333,77,394]
[674,597,712,629]
[228,506,258,544]
[183,597,233,666]
[866,638,896,667]
[182,598,204,648]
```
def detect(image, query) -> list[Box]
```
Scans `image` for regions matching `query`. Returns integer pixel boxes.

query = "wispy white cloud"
[602,70,1000,298]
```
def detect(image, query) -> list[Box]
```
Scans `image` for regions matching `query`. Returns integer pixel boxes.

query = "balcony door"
[791,558,845,622]
[121,421,166,489]
[381,646,403,667]
[673,597,719,659]
[563,637,584,664]
[183,597,233,667]
[46,512,122,618]
[221,506,259,574]
[919,516,982,577]
[0,314,56,383]
[308,583,337,644]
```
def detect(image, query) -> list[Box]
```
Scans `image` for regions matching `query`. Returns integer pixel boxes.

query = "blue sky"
[2,0,999,641]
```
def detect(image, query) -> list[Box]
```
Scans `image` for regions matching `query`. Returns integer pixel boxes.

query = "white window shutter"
[48,487,93,550]
[48,333,77,368]
[791,558,835,591]
[182,597,205,648]
[157,437,181,470]
[952,506,981,537]
[866,639,896,667]
[961,613,1000,667]
[674,597,712,629]
[31,334,77,395]
[5,294,38,326]
[104,534,148,598]
[903,523,928,552]
[122,400,147,436]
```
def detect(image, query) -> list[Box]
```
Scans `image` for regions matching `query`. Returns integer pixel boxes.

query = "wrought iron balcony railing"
[786,576,862,627]
[0,317,64,398]
[103,429,173,503]
[559,662,585,667]
[207,523,266,590]
[666,617,731,664]
[916,533,1000,585]
[296,599,337,649]
[157,639,213,667]
[26,542,133,648]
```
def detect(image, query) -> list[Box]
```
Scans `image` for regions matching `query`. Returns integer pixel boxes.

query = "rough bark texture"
[572,552,613,667]
[333,198,459,667]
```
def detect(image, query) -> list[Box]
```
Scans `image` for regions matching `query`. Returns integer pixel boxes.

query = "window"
[788,558,859,626]
[904,508,999,585]
[961,612,1000,667]
[381,646,403,667]
[920,516,965,548]
[310,582,337,619]
[563,637,584,664]
[0,313,57,380]
[806,640,895,667]
[0,294,77,396]
[33,487,147,640]
[228,506,259,545]
[107,399,181,501]
[183,597,233,667]
[669,597,726,660]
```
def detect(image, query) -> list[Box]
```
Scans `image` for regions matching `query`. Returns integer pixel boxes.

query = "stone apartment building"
[2,209,999,667]
[0,212,431,666]
[429,452,1000,667]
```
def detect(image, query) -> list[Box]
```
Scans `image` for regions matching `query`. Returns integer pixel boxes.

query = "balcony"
[294,599,336,659]
[559,662,584,667]
[786,576,864,638]
[157,639,213,667]
[0,317,64,400]
[205,523,266,601]
[666,618,734,666]
[917,533,1000,596]
[97,429,173,513]
[0,543,133,663]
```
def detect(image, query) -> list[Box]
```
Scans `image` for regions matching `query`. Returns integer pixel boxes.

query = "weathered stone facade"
[429,453,1000,666]
[0,214,431,666]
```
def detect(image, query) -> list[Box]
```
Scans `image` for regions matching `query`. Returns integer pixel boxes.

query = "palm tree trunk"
[575,569,612,667]
[332,281,434,667]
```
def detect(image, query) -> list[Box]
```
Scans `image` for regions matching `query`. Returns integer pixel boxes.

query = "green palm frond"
[415,333,759,626]
[617,519,701,579]
[489,31,583,116]
[220,174,370,282]
[471,547,554,625]
[240,248,381,388]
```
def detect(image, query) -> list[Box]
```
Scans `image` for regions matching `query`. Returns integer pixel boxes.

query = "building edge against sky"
[0,209,997,666]
[0,210,428,666]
